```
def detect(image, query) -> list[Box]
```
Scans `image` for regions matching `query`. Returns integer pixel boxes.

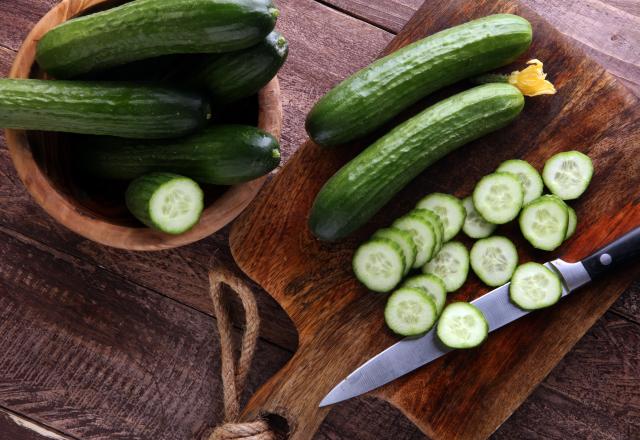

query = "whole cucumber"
[0,79,210,139]
[309,83,525,241]
[76,125,281,185]
[186,31,289,103]
[36,0,280,78]
[306,14,532,147]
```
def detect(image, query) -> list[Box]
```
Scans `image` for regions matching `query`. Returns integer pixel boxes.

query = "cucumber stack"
[0,0,290,236]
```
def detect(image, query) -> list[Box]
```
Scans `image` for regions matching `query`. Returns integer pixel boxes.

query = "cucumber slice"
[373,228,417,275]
[422,241,469,292]
[403,274,447,315]
[472,172,524,224]
[436,302,489,349]
[510,262,562,310]
[416,193,466,241]
[519,195,568,251]
[542,151,593,200]
[413,208,445,252]
[385,287,438,336]
[353,238,405,293]
[393,214,437,267]
[125,172,204,235]
[470,236,518,286]
[565,205,577,240]
[497,159,543,205]
[462,196,497,239]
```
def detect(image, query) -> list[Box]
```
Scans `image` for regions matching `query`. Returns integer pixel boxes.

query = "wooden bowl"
[5,0,283,251]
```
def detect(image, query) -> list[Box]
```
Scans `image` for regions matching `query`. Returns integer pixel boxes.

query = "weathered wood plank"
[0,408,75,440]
[0,225,292,440]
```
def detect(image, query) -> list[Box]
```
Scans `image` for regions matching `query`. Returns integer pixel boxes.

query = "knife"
[320,226,640,407]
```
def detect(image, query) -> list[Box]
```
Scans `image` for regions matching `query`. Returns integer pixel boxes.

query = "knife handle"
[581,226,640,280]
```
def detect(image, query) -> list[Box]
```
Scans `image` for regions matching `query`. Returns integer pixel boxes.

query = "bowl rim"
[5,0,283,251]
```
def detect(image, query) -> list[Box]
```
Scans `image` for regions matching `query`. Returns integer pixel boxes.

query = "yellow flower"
[508,59,557,97]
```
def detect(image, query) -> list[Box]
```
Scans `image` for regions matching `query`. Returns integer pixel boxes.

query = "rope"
[207,269,276,440]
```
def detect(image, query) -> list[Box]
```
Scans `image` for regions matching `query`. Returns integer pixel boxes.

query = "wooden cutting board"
[229,0,640,438]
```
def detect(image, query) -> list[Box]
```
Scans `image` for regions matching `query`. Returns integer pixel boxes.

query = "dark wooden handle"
[582,226,640,279]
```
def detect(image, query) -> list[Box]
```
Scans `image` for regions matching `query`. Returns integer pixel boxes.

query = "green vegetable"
[385,288,438,336]
[437,302,489,349]
[76,125,281,185]
[309,83,525,241]
[0,79,210,138]
[36,0,279,78]
[510,262,563,310]
[306,14,532,147]
[353,238,405,293]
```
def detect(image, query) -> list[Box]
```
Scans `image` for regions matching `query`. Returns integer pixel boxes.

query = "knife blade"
[320,226,640,407]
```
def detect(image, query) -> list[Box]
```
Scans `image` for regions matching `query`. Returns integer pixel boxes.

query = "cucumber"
[306,14,532,147]
[510,262,562,310]
[519,195,569,251]
[0,79,210,139]
[353,238,405,293]
[185,31,288,104]
[385,288,438,336]
[423,241,469,292]
[565,205,577,240]
[392,214,437,268]
[497,159,543,204]
[472,172,524,224]
[75,125,281,185]
[125,172,204,234]
[373,228,417,275]
[36,0,279,78]
[403,274,447,315]
[437,302,489,349]
[470,236,518,286]
[309,83,525,241]
[462,196,496,239]
[412,208,445,252]
[542,151,593,200]
[416,193,466,241]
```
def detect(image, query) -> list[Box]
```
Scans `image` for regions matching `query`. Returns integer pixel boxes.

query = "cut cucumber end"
[353,238,405,292]
[497,159,543,205]
[402,274,447,315]
[393,214,437,267]
[565,205,577,240]
[422,241,469,292]
[542,151,593,200]
[416,193,466,241]
[472,172,524,224]
[470,236,518,287]
[462,196,497,239]
[373,228,418,275]
[510,262,562,310]
[412,208,445,252]
[385,287,438,336]
[519,195,568,251]
[437,302,489,349]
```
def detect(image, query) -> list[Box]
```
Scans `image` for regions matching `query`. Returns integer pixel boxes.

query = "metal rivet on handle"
[600,253,612,265]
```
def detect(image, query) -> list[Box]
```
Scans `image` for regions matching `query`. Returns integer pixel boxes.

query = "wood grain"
[230,0,640,438]
[0,408,74,440]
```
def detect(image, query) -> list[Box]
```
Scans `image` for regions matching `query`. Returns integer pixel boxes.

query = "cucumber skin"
[36,0,279,78]
[125,172,203,234]
[187,31,288,104]
[76,125,281,185]
[306,14,532,147]
[0,79,210,139]
[309,83,525,241]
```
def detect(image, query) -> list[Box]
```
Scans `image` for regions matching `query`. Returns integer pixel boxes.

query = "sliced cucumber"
[472,172,524,224]
[565,205,577,240]
[462,196,496,239]
[125,172,204,235]
[422,241,469,292]
[510,262,562,310]
[470,236,518,286]
[385,287,438,336]
[373,228,417,275]
[416,193,466,241]
[542,151,593,200]
[497,159,543,204]
[519,195,568,251]
[393,214,437,267]
[436,302,489,349]
[403,274,447,315]
[353,238,405,292]
[413,208,445,252]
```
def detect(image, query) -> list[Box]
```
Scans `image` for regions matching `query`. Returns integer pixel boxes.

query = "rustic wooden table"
[0,0,639,439]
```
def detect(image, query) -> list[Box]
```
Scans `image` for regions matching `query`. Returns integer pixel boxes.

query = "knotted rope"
[207,269,276,440]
